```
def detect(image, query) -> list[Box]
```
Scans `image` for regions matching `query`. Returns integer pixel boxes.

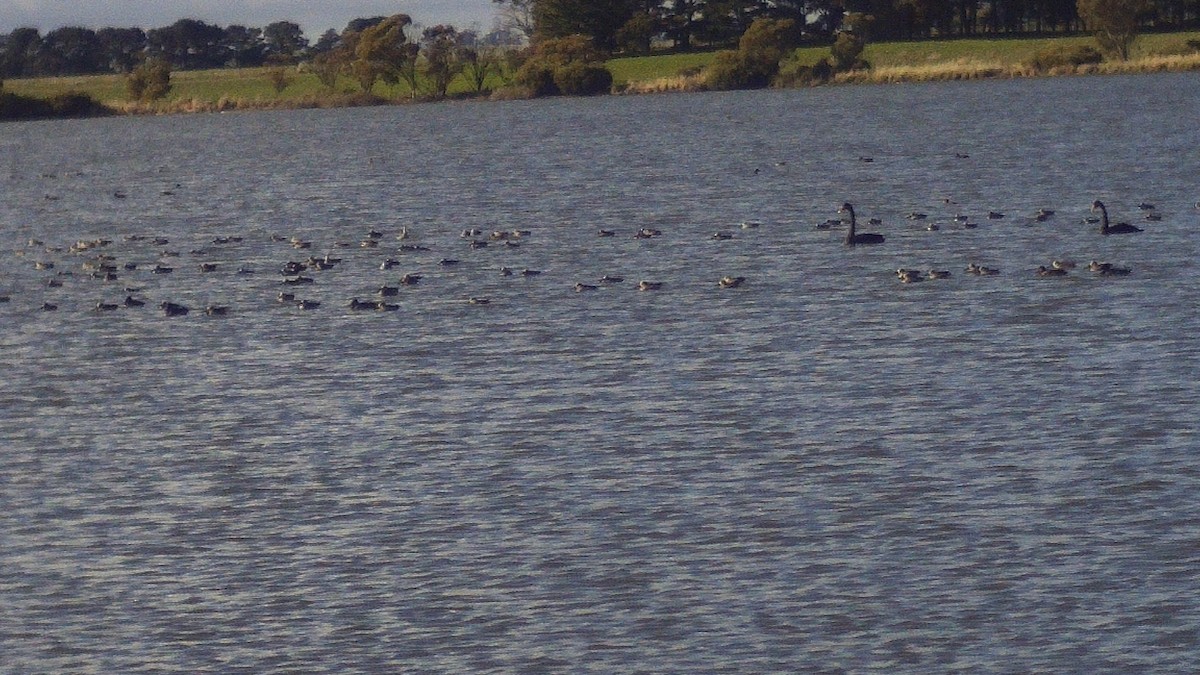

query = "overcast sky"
[0,1,500,38]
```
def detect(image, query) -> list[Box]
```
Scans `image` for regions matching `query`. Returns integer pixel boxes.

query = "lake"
[2,73,1199,672]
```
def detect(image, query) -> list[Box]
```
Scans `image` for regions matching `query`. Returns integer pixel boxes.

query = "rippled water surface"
[3,73,1200,673]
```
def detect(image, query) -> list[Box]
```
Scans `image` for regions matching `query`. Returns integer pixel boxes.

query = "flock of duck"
[1,218,761,316]
[0,194,1167,316]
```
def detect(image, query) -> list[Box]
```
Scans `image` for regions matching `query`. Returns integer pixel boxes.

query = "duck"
[718,276,746,288]
[467,297,491,305]
[296,299,321,310]
[1091,200,1143,234]
[161,301,189,316]
[711,231,734,240]
[1051,260,1076,270]
[378,285,399,297]
[597,229,616,237]
[399,273,422,285]
[987,211,1005,219]
[123,295,146,307]
[926,269,951,280]
[1036,266,1068,277]
[838,203,885,246]
[965,263,1000,276]
[599,275,624,284]
[574,283,599,292]
[638,280,663,291]
[95,301,119,311]
[199,262,218,272]
[205,305,229,316]
[521,269,542,277]
[1089,260,1132,275]
[740,221,761,229]
[897,269,925,283]
[41,302,58,311]
[349,298,379,311]
[278,291,296,303]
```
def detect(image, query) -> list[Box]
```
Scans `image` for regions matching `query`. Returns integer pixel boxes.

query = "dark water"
[2,73,1200,673]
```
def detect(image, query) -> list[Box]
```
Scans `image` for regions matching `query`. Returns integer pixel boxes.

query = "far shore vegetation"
[3,1,1200,120]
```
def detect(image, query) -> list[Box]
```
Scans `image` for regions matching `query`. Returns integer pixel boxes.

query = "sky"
[0,1,501,39]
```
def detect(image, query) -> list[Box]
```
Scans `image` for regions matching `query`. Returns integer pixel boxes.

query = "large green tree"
[532,0,641,50]
[352,14,415,93]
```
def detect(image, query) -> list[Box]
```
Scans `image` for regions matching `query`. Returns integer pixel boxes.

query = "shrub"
[704,18,796,90]
[775,58,834,87]
[1027,44,1104,71]
[266,67,293,94]
[514,62,559,96]
[1,92,110,120]
[128,58,172,102]
[512,35,614,98]
[706,50,771,90]
[553,62,613,95]
[830,32,869,72]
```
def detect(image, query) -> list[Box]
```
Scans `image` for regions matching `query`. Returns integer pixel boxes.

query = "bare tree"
[1077,0,1149,60]
[494,0,536,40]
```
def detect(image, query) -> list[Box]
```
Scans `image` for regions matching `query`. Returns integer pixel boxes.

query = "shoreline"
[5,49,1200,121]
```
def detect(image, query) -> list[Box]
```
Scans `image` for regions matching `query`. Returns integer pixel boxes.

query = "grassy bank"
[4,30,1200,116]
[616,30,1200,92]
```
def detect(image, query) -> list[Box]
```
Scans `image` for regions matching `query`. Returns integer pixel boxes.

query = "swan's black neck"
[843,205,857,244]
[1096,203,1109,232]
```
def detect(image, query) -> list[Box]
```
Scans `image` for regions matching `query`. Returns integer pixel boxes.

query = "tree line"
[499,0,1200,52]
[0,17,520,79]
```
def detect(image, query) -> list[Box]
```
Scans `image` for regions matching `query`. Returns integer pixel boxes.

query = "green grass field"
[4,31,1199,113]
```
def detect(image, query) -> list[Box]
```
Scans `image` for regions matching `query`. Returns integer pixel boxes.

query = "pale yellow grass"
[620,73,708,94]
[834,52,1200,84]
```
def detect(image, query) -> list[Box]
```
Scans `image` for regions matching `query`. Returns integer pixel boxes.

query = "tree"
[309,28,341,56]
[460,44,502,93]
[147,19,227,69]
[1,28,42,77]
[493,0,537,39]
[311,50,343,89]
[615,12,656,55]
[224,25,266,67]
[39,27,104,74]
[532,0,641,50]
[352,14,415,93]
[421,25,463,98]
[264,21,308,62]
[1077,0,1148,60]
[97,27,147,73]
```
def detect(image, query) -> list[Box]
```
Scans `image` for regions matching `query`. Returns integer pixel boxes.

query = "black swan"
[838,203,885,246]
[1091,200,1143,235]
